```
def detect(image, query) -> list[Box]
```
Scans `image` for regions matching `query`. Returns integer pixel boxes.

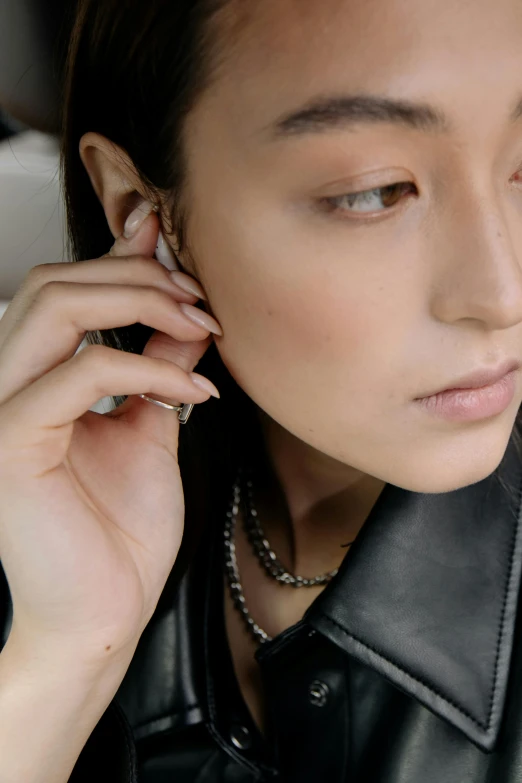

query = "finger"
[107,328,216,444]
[104,198,183,277]
[0,207,200,349]
[0,259,200,347]
[104,198,160,262]
[0,281,222,405]
[0,344,219,477]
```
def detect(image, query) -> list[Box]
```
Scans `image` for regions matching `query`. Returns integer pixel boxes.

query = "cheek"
[188,182,422,421]
[216,265,404,414]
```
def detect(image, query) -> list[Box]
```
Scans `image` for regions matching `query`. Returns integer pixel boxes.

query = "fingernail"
[123,199,154,238]
[155,231,179,271]
[179,303,223,335]
[170,270,207,300]
[189,372,220,398]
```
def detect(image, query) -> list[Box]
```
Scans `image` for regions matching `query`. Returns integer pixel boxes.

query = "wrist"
[2,625,139,685]
[0,627,137,783]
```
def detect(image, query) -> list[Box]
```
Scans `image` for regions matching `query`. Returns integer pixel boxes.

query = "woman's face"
[182,0,522,493]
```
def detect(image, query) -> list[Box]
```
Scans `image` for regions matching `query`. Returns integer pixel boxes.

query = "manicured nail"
[155,231,179,271]
[189,372,220,398]
[170,270,207,300]
[179,303,223,335]
[123,199,154,238]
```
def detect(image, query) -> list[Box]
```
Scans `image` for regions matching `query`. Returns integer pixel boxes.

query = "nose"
[430,186,522,331]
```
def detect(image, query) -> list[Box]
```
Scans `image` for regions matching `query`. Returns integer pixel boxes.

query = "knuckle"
[31,279,69,309]
[139,285,175,312]
[24,263,63,290]
[126,254,159,270]
[75,345,116,395]
[76,343,111,366]
[126,255,172,285]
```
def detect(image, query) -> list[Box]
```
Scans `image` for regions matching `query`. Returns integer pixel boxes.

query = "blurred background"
[0,0,76,319]
[0,0,115,412]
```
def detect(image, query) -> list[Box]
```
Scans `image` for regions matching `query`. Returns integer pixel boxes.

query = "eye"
[320,181,418,218]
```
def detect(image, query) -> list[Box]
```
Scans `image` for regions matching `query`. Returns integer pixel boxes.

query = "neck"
[249,408,386,577]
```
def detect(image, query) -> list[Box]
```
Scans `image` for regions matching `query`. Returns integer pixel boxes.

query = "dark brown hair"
[60,0,266,578]
[59,0,522,586]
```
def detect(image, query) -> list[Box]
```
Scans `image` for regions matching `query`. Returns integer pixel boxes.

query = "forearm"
[0,632,136,783]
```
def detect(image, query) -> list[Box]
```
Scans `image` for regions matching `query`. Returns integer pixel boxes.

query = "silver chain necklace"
[242,478,340,587]
[224,467,353,645]
[224,472,272,644]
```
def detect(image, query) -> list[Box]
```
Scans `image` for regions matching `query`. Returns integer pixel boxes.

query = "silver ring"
[138,394,194,423]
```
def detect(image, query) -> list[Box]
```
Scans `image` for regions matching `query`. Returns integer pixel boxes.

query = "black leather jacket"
[3,433,522,782]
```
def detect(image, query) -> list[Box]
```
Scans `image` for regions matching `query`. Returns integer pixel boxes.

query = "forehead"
[217,0,522,69]
[201,0,522,144]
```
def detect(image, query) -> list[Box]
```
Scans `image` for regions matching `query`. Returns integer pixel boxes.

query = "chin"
[388,427,515,495]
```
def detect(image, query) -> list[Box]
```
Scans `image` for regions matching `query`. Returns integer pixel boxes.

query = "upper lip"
[417,358,521,398]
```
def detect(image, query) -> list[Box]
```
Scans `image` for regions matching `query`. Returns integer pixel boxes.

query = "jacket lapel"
[307,432,522,752]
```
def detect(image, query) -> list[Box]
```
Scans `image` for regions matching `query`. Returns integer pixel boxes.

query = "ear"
[79,131,159,241]
[78,131,202,281]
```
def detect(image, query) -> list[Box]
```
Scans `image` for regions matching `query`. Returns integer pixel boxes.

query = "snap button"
[230,723,252,750]
[308,679,329,707]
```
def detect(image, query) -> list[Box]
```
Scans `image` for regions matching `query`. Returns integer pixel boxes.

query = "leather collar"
[305,432,522,753]
[116,432,522,758]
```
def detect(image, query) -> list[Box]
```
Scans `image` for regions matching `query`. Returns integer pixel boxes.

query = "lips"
[417,359,521,398]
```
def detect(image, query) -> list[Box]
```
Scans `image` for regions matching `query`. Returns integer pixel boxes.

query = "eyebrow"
[264,93,522,140]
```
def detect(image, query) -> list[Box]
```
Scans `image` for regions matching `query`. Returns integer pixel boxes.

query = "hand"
[0,203,221,664]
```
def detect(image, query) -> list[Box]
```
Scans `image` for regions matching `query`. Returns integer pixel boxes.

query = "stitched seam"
[486,471,522,730]
[205,719,278,778]
[256,621,308,662]
[203,526,277,778]
[320,614,488,729]
[112,702,138,783]
[319,470,522,735]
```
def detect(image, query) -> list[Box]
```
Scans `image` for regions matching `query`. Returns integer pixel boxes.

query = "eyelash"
[318,166,522,222]
[319,181,418,220]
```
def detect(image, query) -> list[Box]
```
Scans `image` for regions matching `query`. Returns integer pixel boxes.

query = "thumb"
[105,198,162,262]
